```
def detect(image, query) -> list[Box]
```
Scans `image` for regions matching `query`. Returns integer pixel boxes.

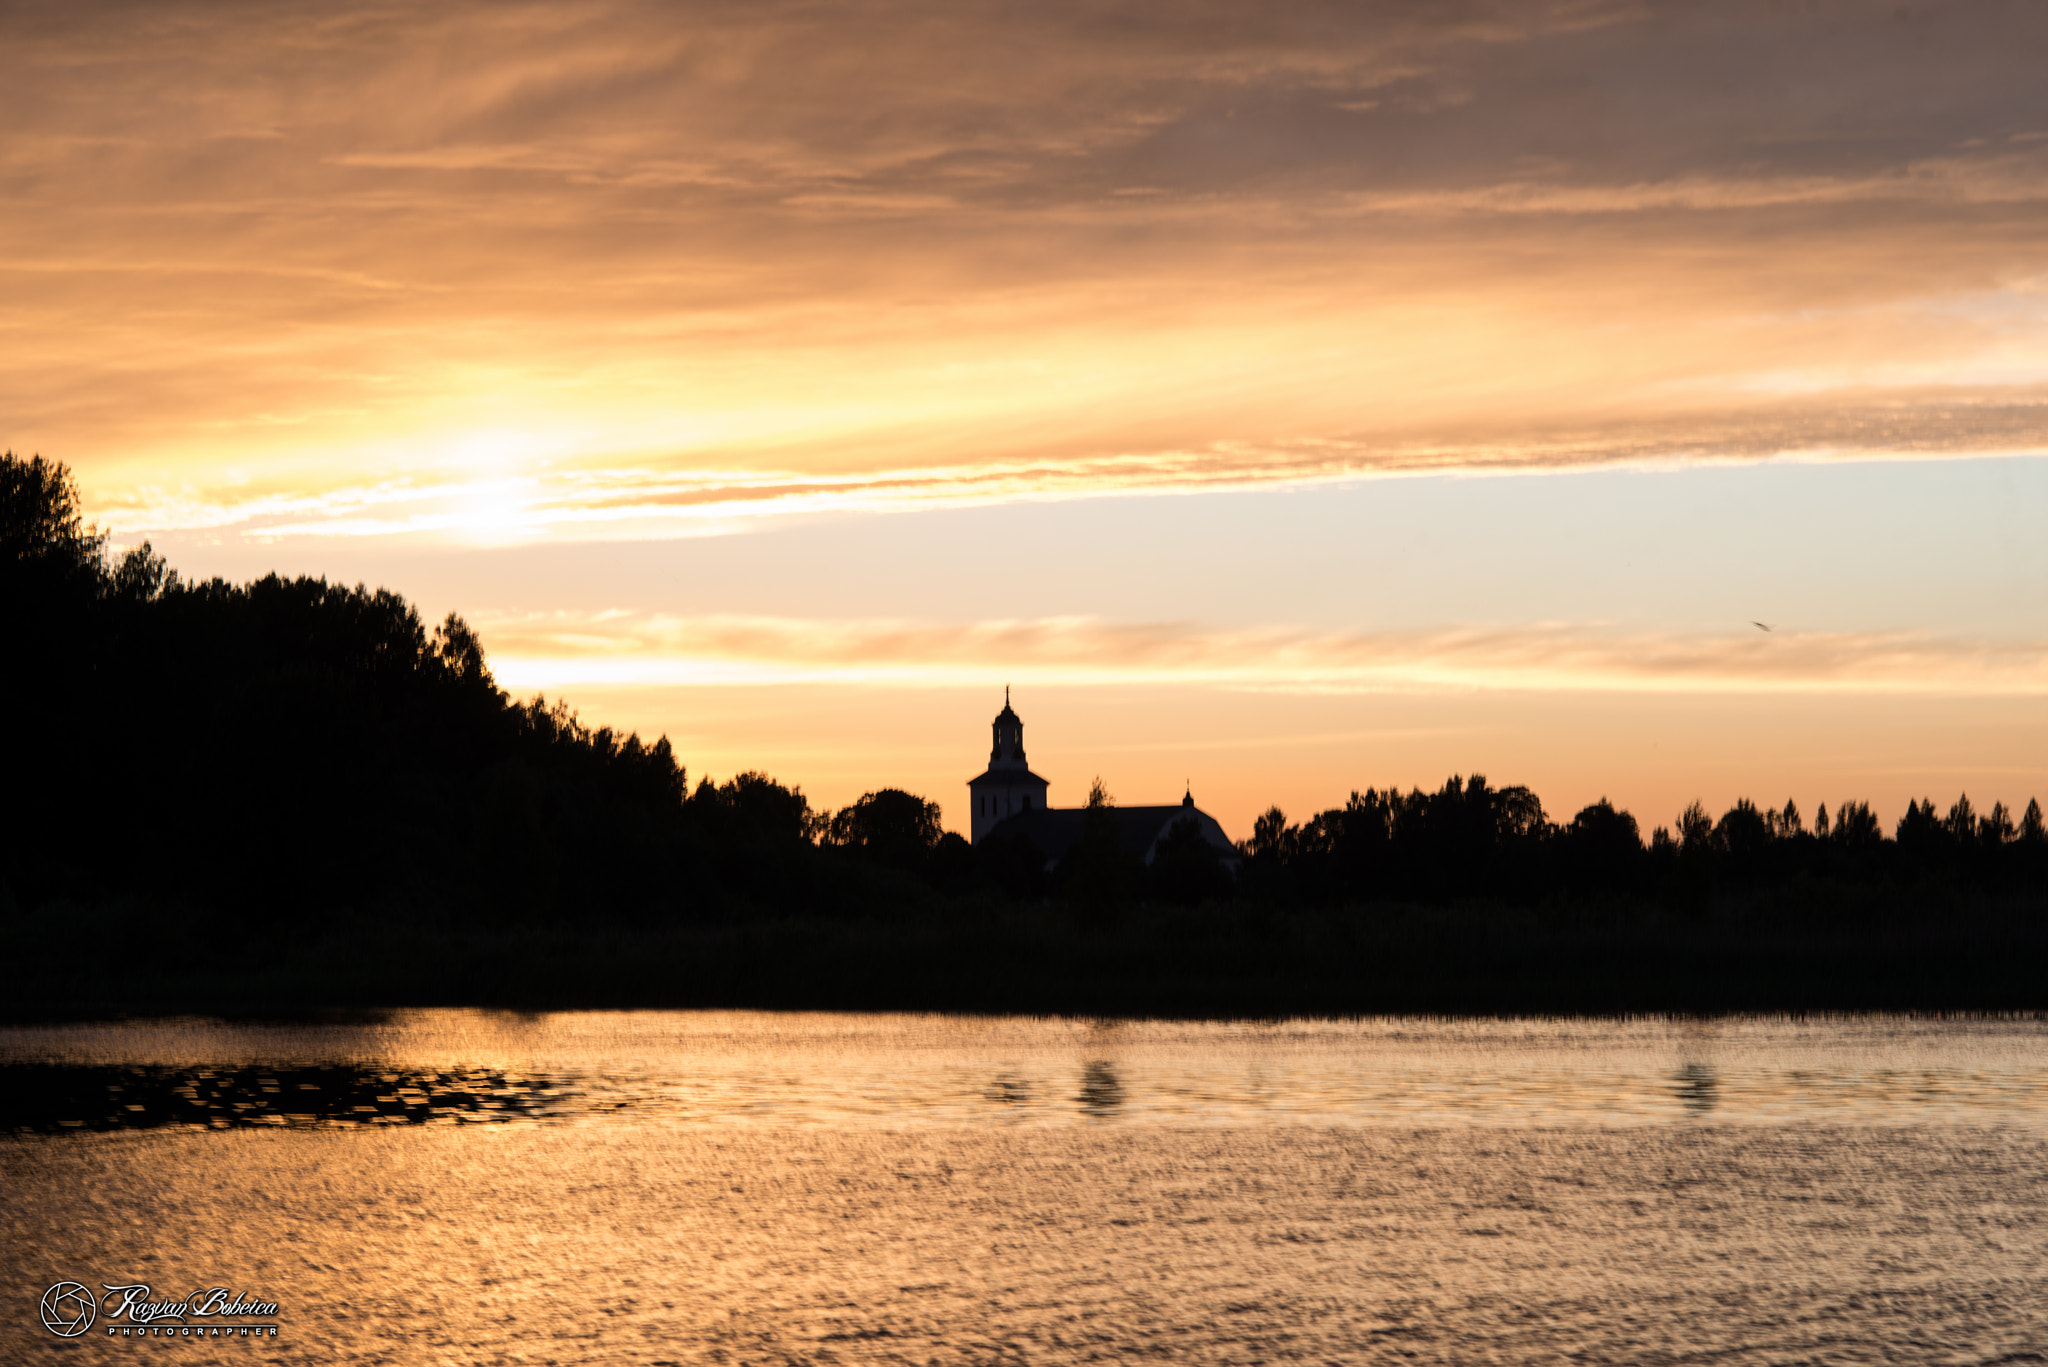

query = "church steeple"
[969,688,1050,843]
[989,687,1027,768]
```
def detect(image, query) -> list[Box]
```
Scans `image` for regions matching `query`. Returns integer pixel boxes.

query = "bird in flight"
[1751,621,1774,632]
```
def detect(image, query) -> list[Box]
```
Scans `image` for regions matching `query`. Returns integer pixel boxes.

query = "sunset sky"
[7,0,2046,836]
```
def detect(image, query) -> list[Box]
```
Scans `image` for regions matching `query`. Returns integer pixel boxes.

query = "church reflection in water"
[1077,1060,1125,1117]
[1674,1063,1720,1116]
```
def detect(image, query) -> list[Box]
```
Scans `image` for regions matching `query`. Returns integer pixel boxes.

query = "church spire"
[990,689,1026,767]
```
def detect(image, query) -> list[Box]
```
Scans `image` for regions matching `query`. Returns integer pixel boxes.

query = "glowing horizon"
[7,0,2046,834]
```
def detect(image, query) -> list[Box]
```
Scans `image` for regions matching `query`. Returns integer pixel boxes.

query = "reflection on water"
[0,1063,570,1133]
[2,1012,2048,1132]
[984,1073,1031,1106]
[7,1013,2048,1366]
[1674,1062,1719,1116]
[1076,1060,1124,1117]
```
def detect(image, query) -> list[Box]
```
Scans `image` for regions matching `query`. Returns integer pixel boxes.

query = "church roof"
[983,801,1237,867]
[968,766,1049,789]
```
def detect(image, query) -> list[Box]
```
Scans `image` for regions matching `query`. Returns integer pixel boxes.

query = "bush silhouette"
[825,789,946,875]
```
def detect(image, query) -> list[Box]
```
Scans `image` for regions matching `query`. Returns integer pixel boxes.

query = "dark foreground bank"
[7,892,2046,1018]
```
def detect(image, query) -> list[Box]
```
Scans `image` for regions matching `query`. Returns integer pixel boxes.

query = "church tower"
[967,688,1051,843]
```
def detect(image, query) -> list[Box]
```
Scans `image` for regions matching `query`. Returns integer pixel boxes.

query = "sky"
[5,0,2046,836]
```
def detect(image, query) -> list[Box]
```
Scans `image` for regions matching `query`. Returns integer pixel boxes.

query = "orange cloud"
[71,384,2048,544]
[7,0,2048,546]
[475,612,2048,698]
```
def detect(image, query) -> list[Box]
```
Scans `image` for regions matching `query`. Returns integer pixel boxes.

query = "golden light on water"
[14,1015,2048,1361]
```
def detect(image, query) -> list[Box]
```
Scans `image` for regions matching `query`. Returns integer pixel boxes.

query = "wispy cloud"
[14,0,2047,821]
[8,0,2048,541]
[79,383,2048,541]
[477,612,2048,697]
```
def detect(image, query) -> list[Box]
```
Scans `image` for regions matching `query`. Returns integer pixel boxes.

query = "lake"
[5,1011,2047,1363]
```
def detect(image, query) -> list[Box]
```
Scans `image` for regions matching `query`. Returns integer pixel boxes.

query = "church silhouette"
[966,691,1237,867]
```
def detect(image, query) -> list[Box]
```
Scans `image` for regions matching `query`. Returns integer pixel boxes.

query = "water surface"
[4,1012,2045,1363]
[7,1010,2048,1130]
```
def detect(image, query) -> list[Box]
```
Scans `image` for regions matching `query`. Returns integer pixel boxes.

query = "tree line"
[1229,778,2044,910]
[3,451,2042,926]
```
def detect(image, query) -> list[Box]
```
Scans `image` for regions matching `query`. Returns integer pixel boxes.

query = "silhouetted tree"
[1768,799,1804,839]
[1,452,105,583]
[925,831,980,897]
[1677,801,1715,853]
[0,452,716,919]
[1062,777,1138,916]
[697,771,819,841]
[1149,816,1233,907]
[824,788,945,875]
[1555,799,1644,895]
[1945,794,1979,848]
[1237,805,1296,901]
[975,830,1049,901]
[1896,798,1949,873]
[1716,799,1772,862]
[1831,801,1883,850]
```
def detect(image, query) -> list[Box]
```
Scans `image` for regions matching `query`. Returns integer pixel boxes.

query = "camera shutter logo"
[39,1281,97,1338]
